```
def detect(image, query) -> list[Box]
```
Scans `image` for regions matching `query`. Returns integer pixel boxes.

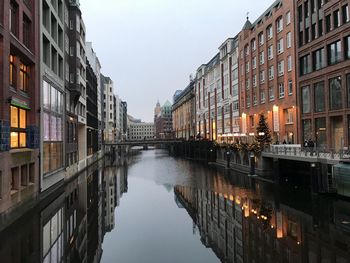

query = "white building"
[102,75,115,143]
[128,123,155,140]
[195,37,240,141]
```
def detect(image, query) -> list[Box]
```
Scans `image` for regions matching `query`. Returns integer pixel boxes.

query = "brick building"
[296,0,350,151]
[238,0,298,144]
[0,0,40,213]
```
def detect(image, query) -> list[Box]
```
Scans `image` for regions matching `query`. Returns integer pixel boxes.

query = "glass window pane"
[314,82,325,112]
[51,213,58,243]
[19,132,26,147]
[43,221,50,256]
[44,113,50,141]
[10,132,18,148]
[43,143,50,173]
[329,77,342,110]
[50,143,57,171]
[43,81,50,110]
[50,116,57,141]
[51,86,57,112]
[57,117,62,141]
[315,118,327,148]
[19,109,26,128]
[302,86,311,113]
[302,119,312,142]
[10,106,18,128]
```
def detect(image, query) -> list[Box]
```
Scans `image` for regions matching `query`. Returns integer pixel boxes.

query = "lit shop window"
[10,105,26,148]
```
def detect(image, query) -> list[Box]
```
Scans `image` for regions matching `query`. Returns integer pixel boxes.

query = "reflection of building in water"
[175,185,350,263]
[102,162,128,234]
[41,193,65,263]
[103,167,116,232]
[64,172,88,262]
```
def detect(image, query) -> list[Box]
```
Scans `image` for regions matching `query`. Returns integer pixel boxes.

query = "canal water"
[0,149,350,263]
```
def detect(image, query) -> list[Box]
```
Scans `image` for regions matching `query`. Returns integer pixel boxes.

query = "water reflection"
[0,150,349,263]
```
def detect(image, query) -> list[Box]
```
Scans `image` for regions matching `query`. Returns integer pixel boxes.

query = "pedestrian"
[282,139,287,144]
[308,138,314,155]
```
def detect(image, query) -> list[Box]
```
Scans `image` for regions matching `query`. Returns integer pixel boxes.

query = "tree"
[255,114,272,146]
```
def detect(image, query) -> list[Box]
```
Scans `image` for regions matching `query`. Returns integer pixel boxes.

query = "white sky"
[81,0,273,122]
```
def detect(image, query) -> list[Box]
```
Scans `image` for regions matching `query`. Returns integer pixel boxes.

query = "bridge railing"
[264,145,350,160]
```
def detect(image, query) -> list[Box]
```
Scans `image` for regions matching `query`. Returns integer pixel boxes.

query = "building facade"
[154,100,173,139]
[238,0,297,144]
[172,80,196,140]
[0,0,40,214]
[296,0,350,150]
[40,0,66,191]
[128,123,155,140]
[195,37,240,142]
[101,74,115,143]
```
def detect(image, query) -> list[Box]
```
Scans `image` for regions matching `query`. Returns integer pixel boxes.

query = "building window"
[288,80,293,95]
[253,75,257,87]
[9,1,18,36]
[258,32,264,46]
[251,39,256,51]
[287,32,292,48]
[23,15,31,49]
[287,56,292,72]
[260,91,265,104]
[329,77,342,110]
[259,51,265,65]
[277,38,284,54]
[276,16,283,33]
[285,108,293,124]
[268,66,274,80]
[345,36,350,60]
[10,106,27,148]
[313,48,325,70]
[246,62,250,73]
[278,60,284,76]
[302,119,312,142]
[260,70,265,84]
[250,116,255,127]
[269,86,275,101]
[9,55,16,87]
[268,45,273,60]
[305,0,310,18]
[315,117,327,148]
[333,9,340,28]
[314,82,325,112]
[252,57,256,69]
[319,18,323,36]
[326,14,332,32]
[286,11,291,25]
[267,25,273,39]
[300,54,311,75]
[279,83,285,98]
[302,86,311,113]
[19,63,29,92]
[43,80,63,174]
[347,74,350,107]
[342,4,349,24]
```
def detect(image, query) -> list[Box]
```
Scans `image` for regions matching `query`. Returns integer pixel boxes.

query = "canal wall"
[0,150,107,232]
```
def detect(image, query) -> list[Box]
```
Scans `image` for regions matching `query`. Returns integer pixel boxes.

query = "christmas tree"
[255,114,272,146]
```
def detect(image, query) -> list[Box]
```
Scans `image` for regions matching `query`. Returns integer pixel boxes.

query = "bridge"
[104,139,184,147]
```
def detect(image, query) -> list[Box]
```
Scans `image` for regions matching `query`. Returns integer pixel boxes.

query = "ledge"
[9,148,34,154]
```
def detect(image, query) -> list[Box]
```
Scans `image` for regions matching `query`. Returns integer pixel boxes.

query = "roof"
[251,0,282,28]
[242,19,252,30]
[163,100,172,107]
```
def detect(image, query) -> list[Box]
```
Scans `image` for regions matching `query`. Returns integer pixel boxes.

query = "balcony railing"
[264,145,350,160]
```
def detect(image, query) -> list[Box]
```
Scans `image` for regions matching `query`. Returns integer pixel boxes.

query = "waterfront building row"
[0,0,127,218]
[172,0,350,152]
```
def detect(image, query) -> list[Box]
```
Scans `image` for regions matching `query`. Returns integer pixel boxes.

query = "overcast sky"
[81,0,272,122]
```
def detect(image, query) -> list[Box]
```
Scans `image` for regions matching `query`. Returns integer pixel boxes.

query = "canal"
[0,149,350,263]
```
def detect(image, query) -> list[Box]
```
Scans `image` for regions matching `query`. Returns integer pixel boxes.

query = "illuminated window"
[19,63,29,92]
[10,106,27,148]
[9,55,16,87]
